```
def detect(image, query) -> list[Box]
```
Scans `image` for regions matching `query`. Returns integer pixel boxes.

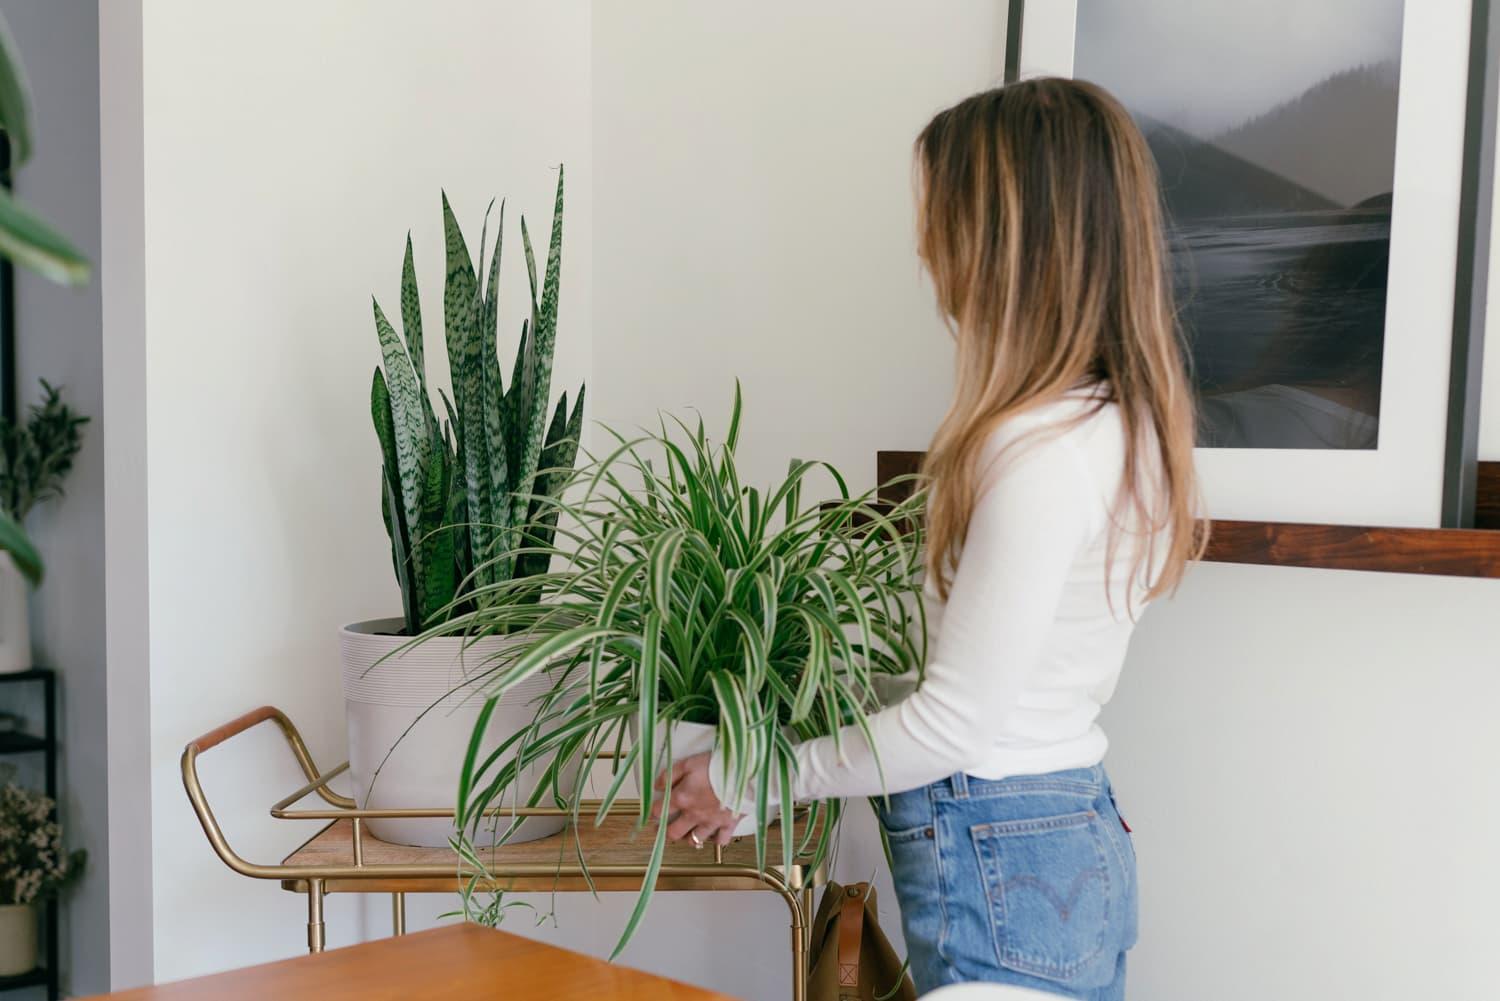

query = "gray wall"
[1,0,107,995]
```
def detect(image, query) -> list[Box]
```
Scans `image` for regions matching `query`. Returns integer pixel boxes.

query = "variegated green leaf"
[373,298,430,605]
[382,464,417,635]
[0,510,40,587]
[0,16,33,164]
[371,367,418,632]
[418,420,456,623]
[399,235,426,397]
[0,187,88,286]
[510,168,565,541]
[504,319,528,484]
[441,192,493,585]
[636,609,663,821]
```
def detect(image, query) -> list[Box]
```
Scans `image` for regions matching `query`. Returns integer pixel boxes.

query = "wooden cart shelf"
[280,814,819,896]
[183,706,823,1001]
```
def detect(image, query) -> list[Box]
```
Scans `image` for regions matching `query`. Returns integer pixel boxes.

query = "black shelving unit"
[0,669,58,1000]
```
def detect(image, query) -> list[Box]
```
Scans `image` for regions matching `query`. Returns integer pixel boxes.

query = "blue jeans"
[876,766,1137,998]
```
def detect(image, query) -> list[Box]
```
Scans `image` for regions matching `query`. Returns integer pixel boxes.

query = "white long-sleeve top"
[712,392,1160,807]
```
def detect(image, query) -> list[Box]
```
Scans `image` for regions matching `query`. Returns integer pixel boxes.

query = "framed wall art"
[1009,0,1494,528]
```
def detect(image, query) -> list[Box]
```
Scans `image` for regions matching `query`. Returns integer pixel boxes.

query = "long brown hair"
[916,78,1204,602]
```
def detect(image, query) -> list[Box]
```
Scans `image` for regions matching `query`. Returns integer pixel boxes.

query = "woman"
[660,78,1204,999]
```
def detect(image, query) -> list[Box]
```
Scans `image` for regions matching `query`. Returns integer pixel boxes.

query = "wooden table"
[82,924,736,1000]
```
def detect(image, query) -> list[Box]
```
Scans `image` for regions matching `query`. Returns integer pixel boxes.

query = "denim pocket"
[971,809,1114,985]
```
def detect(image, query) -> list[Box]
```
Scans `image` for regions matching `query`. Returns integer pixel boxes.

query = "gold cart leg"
[307,879,326,954]
[801,885,815,953]
[786,888,808,1001]
[391,892,407,936]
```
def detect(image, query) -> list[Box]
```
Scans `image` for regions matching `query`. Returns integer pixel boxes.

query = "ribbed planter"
[0,904,35,977]
[0,561,31,674]
[340,618,575,848]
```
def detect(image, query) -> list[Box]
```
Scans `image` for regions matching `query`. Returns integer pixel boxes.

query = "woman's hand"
[650,752,742,848]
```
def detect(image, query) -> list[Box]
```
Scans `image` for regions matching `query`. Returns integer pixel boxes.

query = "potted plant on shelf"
[0,381,87,672]
[0,783,83,976]
[442,386,926,955]
[344,167,585,848]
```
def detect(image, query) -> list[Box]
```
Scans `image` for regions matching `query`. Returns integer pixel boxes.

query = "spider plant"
[439,385,926,956]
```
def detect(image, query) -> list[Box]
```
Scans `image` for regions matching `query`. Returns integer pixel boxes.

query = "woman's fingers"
[653,759,690,791]
[666,811,701,843]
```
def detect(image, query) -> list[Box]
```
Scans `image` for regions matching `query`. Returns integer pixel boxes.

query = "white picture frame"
[1017,1,1482,527]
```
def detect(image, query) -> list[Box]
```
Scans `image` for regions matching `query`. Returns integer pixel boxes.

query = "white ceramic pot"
[0,560,31,674]
[340,618,577,848]
[0,904,36,977]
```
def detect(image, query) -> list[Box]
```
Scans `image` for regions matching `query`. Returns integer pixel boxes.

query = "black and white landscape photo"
[1075,0,1405,449]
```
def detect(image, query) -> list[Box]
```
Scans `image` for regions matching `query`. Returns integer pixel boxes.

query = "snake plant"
[439,385,926,956]
[371,168,583,634]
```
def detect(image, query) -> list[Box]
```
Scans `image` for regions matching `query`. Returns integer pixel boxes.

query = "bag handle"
[836,883,868,998]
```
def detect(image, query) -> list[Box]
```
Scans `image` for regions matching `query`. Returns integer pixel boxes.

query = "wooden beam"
[877,452,1500,579]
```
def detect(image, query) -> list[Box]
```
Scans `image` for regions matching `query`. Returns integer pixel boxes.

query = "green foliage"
[0,14,88,286]
[0,379,89,587]
[0,379,89,523]
[439,385,926,957]
[0,512,38,586]
[371,168,583,634]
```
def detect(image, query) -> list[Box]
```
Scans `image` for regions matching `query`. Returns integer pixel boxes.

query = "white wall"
[128,0,591,983]
[1,0,107,995]
[592,2,1003,486]
[1109,564,1500,1001]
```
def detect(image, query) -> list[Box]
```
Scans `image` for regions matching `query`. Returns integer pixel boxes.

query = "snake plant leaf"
[372,368,417,631]
[370,367,401,501]
[481,200,505,352]
[511,167,564,538]
[513,391,570,583]
[480,201,510,560]
[373,298,431,598]
[520,215,539,308]
[0,510,40,587]
[526,386,583,523]
[418,422,456,622]
[0,16,32,165]
[0,188,88,286]
[399,235,427,398]
[503,319,528,484]
[382,465,417,635]
[478,207,511,579]
[441,192,493,585]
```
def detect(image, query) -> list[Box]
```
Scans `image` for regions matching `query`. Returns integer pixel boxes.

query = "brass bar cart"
[182,707,822,1000]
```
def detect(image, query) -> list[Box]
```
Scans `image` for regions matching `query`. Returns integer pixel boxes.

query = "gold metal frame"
[182,706,822,1000]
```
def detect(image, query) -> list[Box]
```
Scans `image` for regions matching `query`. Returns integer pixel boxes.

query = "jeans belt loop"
[950,772,969,799]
